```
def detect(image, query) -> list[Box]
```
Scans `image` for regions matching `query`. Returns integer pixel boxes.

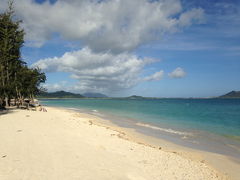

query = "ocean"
[40,98,240,159]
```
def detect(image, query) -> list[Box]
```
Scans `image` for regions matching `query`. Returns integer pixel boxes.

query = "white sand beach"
[0,107,239,180]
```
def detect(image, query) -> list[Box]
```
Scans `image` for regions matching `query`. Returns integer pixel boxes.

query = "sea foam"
[136,122,192,136]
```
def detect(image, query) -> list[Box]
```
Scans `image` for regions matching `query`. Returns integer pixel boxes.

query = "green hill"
[219,91,240,98]
[37,91,84,98]
[127,95,145,99]
[83,93,108,98]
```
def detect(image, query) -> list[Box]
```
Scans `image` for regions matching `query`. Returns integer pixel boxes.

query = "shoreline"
[60,106,240,180]
[40,99,240,153]
[0,106,239,179]
[55,105,240,159]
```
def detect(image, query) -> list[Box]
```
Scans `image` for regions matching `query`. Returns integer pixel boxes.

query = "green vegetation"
[38,91,110,99]
[0,2,46,108]
[37,91,84,99]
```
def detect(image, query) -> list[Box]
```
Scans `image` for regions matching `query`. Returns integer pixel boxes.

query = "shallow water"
[40,98,240,158]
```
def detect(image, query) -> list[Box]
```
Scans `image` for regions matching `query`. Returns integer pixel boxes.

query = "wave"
[67,107,81,111]
[136,122,192,136]
[92,109,98,112]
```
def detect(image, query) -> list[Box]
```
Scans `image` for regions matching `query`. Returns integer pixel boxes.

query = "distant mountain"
[83,92,108,98]
[127,95,145,99]
[38,91,84,98]
[219,91,240,98]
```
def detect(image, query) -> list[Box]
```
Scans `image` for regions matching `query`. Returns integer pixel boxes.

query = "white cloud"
[168,67,186,78]
[32,48,160,92]
[0,0,200,93]
[42,81,68,92]
[0,0,204,52]
[144,70,164,81]
[178,8,205,27]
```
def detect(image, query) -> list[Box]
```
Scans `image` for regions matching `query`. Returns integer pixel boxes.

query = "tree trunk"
[5,97,9,107]
[0,98,3,108]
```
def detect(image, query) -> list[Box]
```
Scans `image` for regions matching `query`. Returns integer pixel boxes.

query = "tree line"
[0,2,46,108]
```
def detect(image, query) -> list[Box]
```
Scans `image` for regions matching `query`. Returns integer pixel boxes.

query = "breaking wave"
[136,122,192,136]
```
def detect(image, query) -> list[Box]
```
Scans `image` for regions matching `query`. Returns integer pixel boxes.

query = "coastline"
[54,103,240,161]
[63,107,240,180]
[0,106,238,179]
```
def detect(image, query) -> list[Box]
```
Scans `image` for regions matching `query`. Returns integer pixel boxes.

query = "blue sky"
[1,0,239,97]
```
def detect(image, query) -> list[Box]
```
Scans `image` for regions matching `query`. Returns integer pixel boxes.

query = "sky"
[0,0,240,97]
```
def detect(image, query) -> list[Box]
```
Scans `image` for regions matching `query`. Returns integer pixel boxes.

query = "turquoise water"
[40,98,240,157]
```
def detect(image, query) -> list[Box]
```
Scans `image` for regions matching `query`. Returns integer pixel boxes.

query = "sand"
[0,107,237,180]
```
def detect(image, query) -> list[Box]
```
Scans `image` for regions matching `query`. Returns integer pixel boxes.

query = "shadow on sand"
[0,107,21,116]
